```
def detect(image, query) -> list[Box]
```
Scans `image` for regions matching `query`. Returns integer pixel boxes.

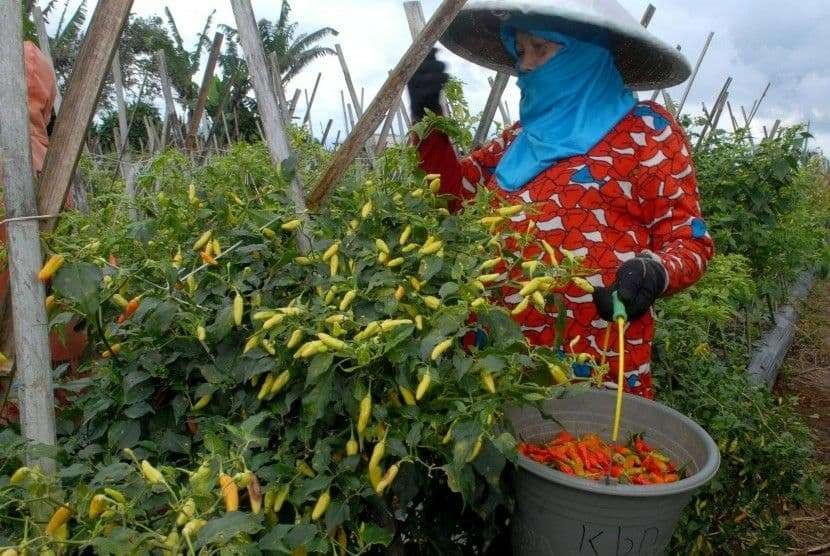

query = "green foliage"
[655,257,825,552]
[695,128,830,299]
[95,100,161,153]
[1,142,596,553]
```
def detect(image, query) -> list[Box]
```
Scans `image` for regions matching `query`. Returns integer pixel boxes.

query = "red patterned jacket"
[416,101,714,398]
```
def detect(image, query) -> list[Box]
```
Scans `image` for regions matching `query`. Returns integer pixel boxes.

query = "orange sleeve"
[24,41,57,172]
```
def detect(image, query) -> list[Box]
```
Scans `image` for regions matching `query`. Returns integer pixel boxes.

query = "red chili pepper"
[554,431,575,444]
[634,437,652,454]
[610,465,623,478]
[124,297,140,317]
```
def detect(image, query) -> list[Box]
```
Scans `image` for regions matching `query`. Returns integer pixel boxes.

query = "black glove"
[407,48,449,121]
[593,255,668,321]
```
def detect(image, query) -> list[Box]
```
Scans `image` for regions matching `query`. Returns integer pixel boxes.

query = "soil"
[775,280,830,555]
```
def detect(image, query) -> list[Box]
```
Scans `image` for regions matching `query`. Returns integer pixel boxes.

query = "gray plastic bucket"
[506,389,720,556]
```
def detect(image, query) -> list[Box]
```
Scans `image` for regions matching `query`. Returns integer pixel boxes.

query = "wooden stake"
[268,52,289,123]
[748,82,772,124]
[37,0,133,231]
[640,4,656,26]
[303,73,322,128]
[0,2,56,468]
[321,119,334,145]
[308,0,468,209]
[340,89,350,133]
[288,89,301,121]
[676,32,715,118]
[230,0,309,252]
[474,72,509,146]
[111,51,138,220]
[488,76,511,125]
[336,44,363,118]
[187,32,224,149]
[156,49,182,148]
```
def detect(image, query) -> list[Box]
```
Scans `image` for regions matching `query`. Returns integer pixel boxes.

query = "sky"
[47,0,829,154]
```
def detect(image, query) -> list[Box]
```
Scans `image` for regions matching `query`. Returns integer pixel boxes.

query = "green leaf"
[53,262,101,317]
[418,256,443,282]
[123,401,154,419]
[324,500,349,534]
[240,412,271,436]
[358,523,394,548]
[142,300,177,336]
[193,512,263,549]
[58,462,92,479]
[258,524,292,551]
[284,524,318,550]
[306,353,334,385]
[439,281,459,298]
[406,422,423,447]
[91,462,132,486]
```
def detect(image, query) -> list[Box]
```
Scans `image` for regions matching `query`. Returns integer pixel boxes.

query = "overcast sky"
[49,1,829,153]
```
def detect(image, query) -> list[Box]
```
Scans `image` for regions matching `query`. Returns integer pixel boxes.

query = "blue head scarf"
[495,24,637,192]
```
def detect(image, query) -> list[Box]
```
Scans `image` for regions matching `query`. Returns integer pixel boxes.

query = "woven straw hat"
[440,0,691,91]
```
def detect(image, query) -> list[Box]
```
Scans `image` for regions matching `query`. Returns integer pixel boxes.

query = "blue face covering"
[494,25,637,192]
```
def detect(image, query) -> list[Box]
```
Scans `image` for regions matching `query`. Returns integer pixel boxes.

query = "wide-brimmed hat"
[440,0,691,91]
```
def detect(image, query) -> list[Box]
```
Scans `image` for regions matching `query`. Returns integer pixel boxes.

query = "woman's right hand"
[407,48,449,121]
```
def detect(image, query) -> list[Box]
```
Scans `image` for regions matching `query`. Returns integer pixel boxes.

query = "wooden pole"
[321,119,334,145]
[769,119,781,140]
[308,0,468,209]
[268,52,289,124]
[0,2,56,468]
[340,90,351,133]
[111,51,138,220]
[156,49,181,148]
[748,82,772,124]
[287,88,301,121]
[32,5,63,113]
[488,76,511,124]
[403,1,452,116]
[303,73,322,128]
[230,0,310,252]
[336,44,364,120]
[640,4,656,27]
[676,32,715,118]
[37,0,134,231]
[696,77,731,150]
[474,72,509,146]
[187,32,224,149]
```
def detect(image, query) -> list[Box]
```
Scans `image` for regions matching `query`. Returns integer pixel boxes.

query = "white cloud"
[46,0,829,154]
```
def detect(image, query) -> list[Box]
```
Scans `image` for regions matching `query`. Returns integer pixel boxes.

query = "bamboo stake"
[308,0,468,209]
[336,44,364,119]
[0,3,56,469]
[186,32,224,149]
[474,72,509,146]
[640,4,657,26]
[676,32,715,118]
[230,0,310,252]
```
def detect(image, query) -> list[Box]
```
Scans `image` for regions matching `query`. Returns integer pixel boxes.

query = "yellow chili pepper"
[219,473,239,512]
[431,338,453,361]
[311,490,331,520]
[37,254,65,282]
[176,498,196,527]
[423,296,441,310]
[318,333,347,351]
[322,242,340,262]
[386,257,405,268]
[415,371,431,401]
[141,460,165,485]
[399,225,412,246]
[360,200,373,219]
[193,230,212,251]
[339,290,357,311]
[45,505,71,536]
[281,219,302,231]
[192,393,212,411]
[182,519,206,539]
[233,292,244,326]
[399,386,416,406]
[9,467,30,485]
[375,463,400,494]
[481,372,497,394]
[572,277,595,294]
[357,393,372,434]
[286,329,304,349]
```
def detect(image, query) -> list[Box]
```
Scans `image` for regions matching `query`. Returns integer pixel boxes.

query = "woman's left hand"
[593,255,668,321]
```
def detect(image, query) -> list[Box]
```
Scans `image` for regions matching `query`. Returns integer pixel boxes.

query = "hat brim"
[440,6,691,91]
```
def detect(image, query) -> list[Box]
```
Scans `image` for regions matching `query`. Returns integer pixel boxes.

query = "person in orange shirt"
[1,41,86,424]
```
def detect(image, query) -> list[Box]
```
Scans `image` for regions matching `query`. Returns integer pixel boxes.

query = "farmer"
[408,0,714,399]
[1,41,85,424]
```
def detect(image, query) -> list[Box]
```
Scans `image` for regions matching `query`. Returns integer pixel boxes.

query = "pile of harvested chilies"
[519,431,684,485]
